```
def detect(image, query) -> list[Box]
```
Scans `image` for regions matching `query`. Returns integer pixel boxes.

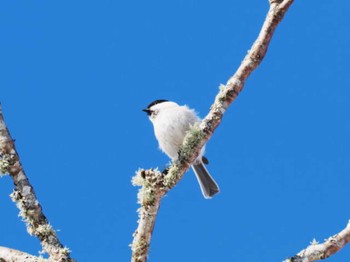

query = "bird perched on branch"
[143,99,220,199]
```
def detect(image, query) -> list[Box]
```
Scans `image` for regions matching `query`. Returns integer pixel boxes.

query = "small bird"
[143,99,220,199]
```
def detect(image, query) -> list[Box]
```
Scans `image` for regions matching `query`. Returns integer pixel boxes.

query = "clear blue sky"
[1,1,350,261]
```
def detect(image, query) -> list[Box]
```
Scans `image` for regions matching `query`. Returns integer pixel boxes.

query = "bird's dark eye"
[150,110,159,118]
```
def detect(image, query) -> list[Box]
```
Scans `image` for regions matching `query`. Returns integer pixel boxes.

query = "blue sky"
[1,1,350,261]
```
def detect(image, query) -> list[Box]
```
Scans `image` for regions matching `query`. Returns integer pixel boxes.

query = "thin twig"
[0,104,74,262]
[285,221,350,262]
[131,1,294,261]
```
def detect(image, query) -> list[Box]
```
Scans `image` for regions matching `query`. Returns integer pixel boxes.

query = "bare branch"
[131,1,294,261]
[0,246,48,262]
[285,221,350,262]
[0,104,74,262]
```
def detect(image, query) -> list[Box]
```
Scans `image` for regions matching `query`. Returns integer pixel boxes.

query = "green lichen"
[132,169,146,187]
[132,169,164,207]
[163,164,180,189]
[131,236,148,262]
[36,224,55,238]
[0,153,15,176]
[178,123,205,164]
[61,247,72,255]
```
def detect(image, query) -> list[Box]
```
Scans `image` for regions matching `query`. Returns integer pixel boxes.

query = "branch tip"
[285,220,350,262]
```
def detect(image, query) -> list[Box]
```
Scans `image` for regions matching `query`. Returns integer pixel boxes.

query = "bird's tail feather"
[192,163,220,199]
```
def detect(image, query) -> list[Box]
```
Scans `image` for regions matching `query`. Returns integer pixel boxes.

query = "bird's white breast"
[152,105,201,160]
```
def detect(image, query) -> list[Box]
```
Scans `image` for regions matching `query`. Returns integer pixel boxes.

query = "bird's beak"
[142,109,152,116]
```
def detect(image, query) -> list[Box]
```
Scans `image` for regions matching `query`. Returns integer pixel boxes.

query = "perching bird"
[143,99,220,199]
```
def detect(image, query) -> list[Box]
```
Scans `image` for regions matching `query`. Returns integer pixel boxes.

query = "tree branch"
[0,104,74,262]
[131,1,294,261]
[285,221,350,262]
[0,246,48,262]
[131,169,165,262]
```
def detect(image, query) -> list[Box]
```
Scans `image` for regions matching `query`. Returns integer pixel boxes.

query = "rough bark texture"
[0,105,74,262]
[285,221,350,262]
[131,169,165,262]
[131,1,295,262]
[0,246,48,262]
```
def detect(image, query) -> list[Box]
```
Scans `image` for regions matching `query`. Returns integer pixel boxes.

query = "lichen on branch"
[131,1,295,262]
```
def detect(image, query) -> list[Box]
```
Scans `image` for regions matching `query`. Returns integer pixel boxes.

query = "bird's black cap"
[142,99,169,115]
[145,99,168,109]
